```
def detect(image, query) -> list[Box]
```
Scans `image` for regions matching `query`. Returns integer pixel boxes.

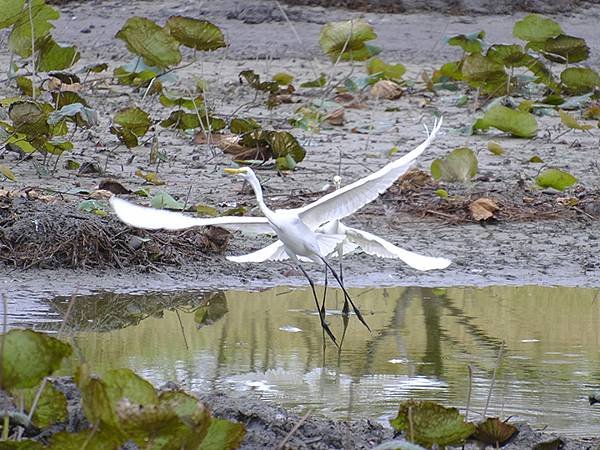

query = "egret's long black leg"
[321,265,328,318]
[338,311,350,354]
[297,264,338,345]
[319,257,370,331]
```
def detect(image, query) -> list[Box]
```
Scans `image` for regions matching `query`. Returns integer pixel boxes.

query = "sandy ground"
[1,1,600,447]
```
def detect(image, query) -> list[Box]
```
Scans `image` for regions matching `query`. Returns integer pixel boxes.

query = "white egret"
[222,117,443,341]
[226,172,451,325]
[110,117,443,343]
[228,175,452,274]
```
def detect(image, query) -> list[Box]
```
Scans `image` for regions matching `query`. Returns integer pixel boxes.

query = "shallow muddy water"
[12,285,600,437]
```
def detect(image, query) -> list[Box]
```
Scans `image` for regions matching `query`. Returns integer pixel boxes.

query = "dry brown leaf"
[324,108,345,126]
[334,92,355,103]
[370,80,403,100]
[469,197,499,221]
[47,77,82,92]
[194,133,271,161]
[25,189,55,203]
[345,101,369,109]
[89,189,113,200]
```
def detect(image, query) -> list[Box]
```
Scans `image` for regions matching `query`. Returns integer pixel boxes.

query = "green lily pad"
[47,429,123,450]
[390,400,476,448]
[114,106,151,136]
[75,364,121,430]
[559,110,593,131]
[431,147,478,182]
[9,100,49,137]
[165,16,225,51]
[111,106,151,148]
[319,19,379,62]
[560,67,600,94]
[103,368,159,411]
[199,418,246,450]
[115,17,181,69]
[536,168,577,191]
[230,118,261,134]
[513,14,562,43]
[473,417,518,447]
[461,53,507,94]
[21,382,68,428]
[446,30,485,53]
[9,1,59,57]
[269,131,306,168]
[37,36,80,72]
[366,57,406,81]
[151,191,184,210]
[529,155,544,163]
[543,34,589,63]
[159,92,205,111]
[474,105,537,138]
[1,329,72,390]
[272,72,294,86]
[0,0,30,28]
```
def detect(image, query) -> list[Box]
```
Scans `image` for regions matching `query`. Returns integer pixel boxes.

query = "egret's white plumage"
[110,118,444,343]
[109,196,273,235]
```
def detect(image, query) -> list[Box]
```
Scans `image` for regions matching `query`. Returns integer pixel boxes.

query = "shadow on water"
[12,285,600,437]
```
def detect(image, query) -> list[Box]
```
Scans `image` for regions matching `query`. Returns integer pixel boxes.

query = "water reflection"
[30,286,600,436]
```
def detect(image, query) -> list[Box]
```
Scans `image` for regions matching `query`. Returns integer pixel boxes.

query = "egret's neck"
[247,173,274,220]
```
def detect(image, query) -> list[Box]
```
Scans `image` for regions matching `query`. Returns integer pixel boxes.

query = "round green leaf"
[166,16,225,51]
[9,100,49,137]
[366,57,406,81]
[103,368,158,410]
[269,131,306,164]
[474,105,537,138]
[390,400,476,448]
[272,72,294,86]
[151,191,184,210]
[560,67,600,94]
[543,34,589,63]
[115,17,181,69]
[1,329,72,390]
[461,53,507,94]
[513,14,562,43]
[430,147,478,182]
[37,37,80,72]
[21,382,68,428]
[8,2,59,57]
[114,106,151,136]
[536,168,577,191]
[200,418,246,450]
[319,19,378,62]
[446,31,485,53]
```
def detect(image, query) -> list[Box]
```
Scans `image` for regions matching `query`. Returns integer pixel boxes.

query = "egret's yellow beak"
[224,168,244,175]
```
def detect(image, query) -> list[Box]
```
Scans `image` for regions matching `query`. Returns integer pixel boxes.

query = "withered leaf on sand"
[469,197,499,221]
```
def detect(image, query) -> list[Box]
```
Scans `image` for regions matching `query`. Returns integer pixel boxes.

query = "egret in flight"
[110,117,443,343]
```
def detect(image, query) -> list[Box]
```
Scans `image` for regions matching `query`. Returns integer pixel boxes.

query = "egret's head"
[333,175,342,190]
[224,167,253,180]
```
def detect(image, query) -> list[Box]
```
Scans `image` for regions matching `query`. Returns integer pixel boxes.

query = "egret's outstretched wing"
[227,240,289,263]
[110,196,273,235]
[295,117,442,229]
[342,225,451,271]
